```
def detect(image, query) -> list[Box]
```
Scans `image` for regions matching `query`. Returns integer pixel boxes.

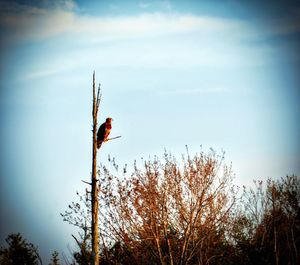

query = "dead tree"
[91,72,101,265]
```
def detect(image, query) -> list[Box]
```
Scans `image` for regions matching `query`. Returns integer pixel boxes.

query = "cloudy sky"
[0,0,299,262]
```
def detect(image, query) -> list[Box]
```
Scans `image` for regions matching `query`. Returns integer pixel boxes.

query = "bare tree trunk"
[155,237,165,265]
[271,189,279,265]
[162,192,174,265]
[91,72,101,265]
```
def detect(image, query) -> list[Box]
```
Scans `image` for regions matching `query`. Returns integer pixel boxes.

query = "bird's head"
[106,117,113,123]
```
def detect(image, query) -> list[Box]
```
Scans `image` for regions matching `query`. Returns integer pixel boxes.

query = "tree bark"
[91,72,100,265]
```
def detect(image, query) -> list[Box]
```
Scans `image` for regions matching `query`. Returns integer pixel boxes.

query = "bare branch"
[82,180,92,185]
[96,84,102,110]
[98,136,121,145]
[72,234,81,248]
[91,72,100,265]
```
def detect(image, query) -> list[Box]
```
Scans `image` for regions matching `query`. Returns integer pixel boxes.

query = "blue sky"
[0,0,299,262]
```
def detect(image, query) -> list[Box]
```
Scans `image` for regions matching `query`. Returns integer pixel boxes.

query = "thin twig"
[81,180,92,185]
[98,135,121,144]
[106,136,121,141]
[72,234,81,248]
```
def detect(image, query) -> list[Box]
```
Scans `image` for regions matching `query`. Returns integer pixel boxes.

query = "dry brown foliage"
[99,148,236,265]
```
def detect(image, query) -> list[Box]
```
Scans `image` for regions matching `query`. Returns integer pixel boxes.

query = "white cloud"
[0,2,243,43]
[0,1,77,42]
[2,1,298,49]
[3,1,298,80]
[2,0,298,46]
[24,69,61,80]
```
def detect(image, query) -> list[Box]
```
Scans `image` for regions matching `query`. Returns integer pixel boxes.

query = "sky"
[0,0,299,262]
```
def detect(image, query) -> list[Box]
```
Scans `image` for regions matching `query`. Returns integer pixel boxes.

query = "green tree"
[0,233,42,265]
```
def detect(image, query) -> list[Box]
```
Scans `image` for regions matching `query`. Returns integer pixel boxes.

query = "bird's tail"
[97,140,102,149]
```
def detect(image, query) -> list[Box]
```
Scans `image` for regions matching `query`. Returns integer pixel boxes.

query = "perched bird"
[97,117,112,149]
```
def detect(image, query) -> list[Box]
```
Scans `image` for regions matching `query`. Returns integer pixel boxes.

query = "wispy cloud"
[138,2,151,9]
[0,0,77,12]
[159,86,232,95]
[2,0,298,80]
[0,0,77,42]
[160,0,172,11]
[1,1,299,45]
[264,17,300,37]
[24,69,62,80]
[0,11,240,43]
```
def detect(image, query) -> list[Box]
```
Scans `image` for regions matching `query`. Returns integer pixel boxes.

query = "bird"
[97,117,113,149]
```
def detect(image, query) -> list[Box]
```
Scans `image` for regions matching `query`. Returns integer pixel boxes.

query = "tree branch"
[107,135,121,141]
[98,136,121,144]
[82,180,92,185]
[96,84,102,110]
